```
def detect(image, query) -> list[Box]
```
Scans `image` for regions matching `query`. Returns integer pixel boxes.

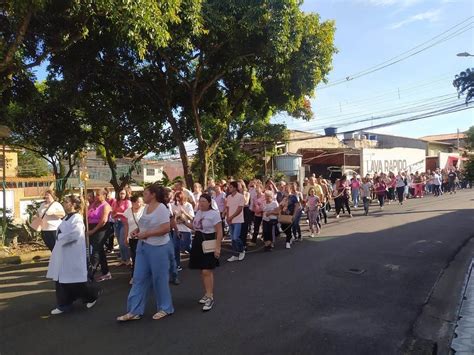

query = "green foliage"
[453,68,474,104]
[17,150,50,177]
[142,171,183,188]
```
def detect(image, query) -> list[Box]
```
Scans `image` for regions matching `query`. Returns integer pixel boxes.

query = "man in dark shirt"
[447,168,457,194]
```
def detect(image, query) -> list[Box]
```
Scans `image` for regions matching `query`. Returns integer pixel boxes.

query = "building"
[419,132,467,148]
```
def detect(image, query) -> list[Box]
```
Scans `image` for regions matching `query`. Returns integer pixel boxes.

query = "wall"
[427,142,454,157]
[439,152,460,169]
[287,133,346,153]
[0,150,18,178]
[361,147,426,176]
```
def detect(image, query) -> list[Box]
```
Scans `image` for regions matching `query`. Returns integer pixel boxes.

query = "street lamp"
[456,52,474,57]
[0,125,11,244]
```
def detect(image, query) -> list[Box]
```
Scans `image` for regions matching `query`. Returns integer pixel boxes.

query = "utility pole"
[457,128,460,150]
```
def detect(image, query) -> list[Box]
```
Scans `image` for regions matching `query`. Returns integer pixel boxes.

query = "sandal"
[117,313,141,322]
[152,310,171,320]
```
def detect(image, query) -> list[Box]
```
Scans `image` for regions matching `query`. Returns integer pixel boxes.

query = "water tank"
[324,127,337,136]
[274,153,302,176]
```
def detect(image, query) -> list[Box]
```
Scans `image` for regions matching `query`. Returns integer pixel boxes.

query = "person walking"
[334,175,352,219]
[279,184,300,249]
[374,177,387,210]
[290,183,303,241]
[261,190,279,251]
[123,195,145,284]
[185,194,223,311]
[117,184,174,322]
[238,180,251,250]
[112,189,132,266]
[36,190,65,251]
[87,189,112,281]
[172,191,195,255]
[306,187,321,237]
[350,175,360,208]
[360,177,373,216]
[225,181,246,262]
[249,185,265,246]
[395,172,406,205]
[47,195,98,315]
[448,168,457,194]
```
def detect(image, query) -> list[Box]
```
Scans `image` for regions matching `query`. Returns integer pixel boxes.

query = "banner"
[361,148,426,176]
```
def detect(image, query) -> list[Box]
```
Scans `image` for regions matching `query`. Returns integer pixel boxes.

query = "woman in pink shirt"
[250,186,265,246]
[112,189,132,266]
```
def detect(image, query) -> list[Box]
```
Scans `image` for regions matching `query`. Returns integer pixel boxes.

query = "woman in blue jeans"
[117,184,174,322]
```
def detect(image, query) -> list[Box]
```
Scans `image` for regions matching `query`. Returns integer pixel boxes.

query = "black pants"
[89,224,109,276]
[377,194,385,207]
[105,222,115,251]
[396,186,405,203]
[262,219,277,243]
[240,206,252,247]
[335,197,351,215]
[320,204,328,224]
[432,185,440,196]
[281,223,293,243]
[251,215,263,243]
[388,187,395,201]
[55,281,98,310]
[41,231,56,251]
[129,238,138,277]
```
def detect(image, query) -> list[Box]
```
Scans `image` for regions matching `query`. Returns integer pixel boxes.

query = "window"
[146,168,155,176]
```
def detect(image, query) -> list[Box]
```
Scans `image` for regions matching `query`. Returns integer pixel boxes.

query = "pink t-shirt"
[252,195,265,217]
[112,199,132,223]
[351,179,360,189]
[226,192,245,224]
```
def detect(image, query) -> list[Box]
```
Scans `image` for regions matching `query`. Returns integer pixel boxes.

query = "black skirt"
[189,231,220,270]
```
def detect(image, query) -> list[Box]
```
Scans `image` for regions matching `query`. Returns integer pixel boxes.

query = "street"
[1,190,473,355]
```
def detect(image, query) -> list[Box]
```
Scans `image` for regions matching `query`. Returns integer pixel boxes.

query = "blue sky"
[272,0,474,138]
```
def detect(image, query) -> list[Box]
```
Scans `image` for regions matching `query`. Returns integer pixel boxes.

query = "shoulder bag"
[201,231,217,254]
[29,202,54,232]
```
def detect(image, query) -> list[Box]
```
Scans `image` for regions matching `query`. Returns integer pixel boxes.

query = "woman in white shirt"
[37,190,65,251]
[184,193,223,312]
[47,195,98,315]
[123,195,145,284]
[172,191,194,254]
[261,190,279,251]
[117,184,174,322]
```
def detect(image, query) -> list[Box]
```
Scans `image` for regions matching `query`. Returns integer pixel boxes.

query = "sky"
[272,0,474,138]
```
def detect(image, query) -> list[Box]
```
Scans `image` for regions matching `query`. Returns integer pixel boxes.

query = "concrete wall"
[287,131,346,153]
[361,147,426,176]
[0,150,18,178]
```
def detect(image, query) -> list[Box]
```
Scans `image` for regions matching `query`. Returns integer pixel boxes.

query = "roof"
[419,133,467,141]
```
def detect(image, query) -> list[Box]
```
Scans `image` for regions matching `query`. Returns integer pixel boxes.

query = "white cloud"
[389,9,442,29]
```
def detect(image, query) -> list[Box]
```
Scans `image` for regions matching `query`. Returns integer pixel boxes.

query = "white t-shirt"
[262,200,279,222]
[38,201,65,231]
[226,192,245,224]
[193,209,222,234]
[182,188,195,205]
[123,206,145,238]
[172,202,194,233]
[138,203,170,246]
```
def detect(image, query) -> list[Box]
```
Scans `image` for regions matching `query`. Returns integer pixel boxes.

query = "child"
[306,187,321,237]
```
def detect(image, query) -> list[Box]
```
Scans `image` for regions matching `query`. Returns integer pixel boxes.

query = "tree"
[17,150,50,177]
[4,80,87,196]
[0,0,202,92]
[142,0,336,186]
[453,68,474,104]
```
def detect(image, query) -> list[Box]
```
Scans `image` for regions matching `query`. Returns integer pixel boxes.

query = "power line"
[317,16,474,89]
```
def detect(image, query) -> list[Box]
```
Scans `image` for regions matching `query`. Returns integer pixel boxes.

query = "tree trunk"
[166,113,193,188]
[198,149,209,187]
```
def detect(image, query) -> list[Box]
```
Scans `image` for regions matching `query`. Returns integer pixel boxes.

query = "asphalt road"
[1,190,473,355]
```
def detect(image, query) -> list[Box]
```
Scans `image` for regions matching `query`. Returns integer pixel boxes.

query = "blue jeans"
[127,241,174,315]
[292,209,302,239]
[114,220,130,262]
[178,231,192,253]
[169,231,180,269]
[362,197,370,214]
[352,189,359,208]
[229,223,244,254]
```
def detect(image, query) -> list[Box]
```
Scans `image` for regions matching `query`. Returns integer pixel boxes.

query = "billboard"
[361,148,426,176]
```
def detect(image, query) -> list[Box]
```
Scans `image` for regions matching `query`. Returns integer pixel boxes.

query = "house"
[419,132,467,148]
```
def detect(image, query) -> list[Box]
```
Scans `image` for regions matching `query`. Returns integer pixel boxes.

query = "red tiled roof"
[419,133,467,141]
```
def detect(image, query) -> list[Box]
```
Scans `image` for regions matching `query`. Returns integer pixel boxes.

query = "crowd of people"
[41,165,471,318]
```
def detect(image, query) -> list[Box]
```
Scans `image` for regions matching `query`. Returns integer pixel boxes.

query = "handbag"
[278,213,293,224]
[200,232,216,254]
[29,202,54,232]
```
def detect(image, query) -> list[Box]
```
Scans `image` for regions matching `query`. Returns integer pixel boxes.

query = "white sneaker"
[336,215,340,219]
[290,237,295,244]
[86,300,97,309]
[227,256,239,262]
[50,308,64,315]
[285,242,291,249]
[310,233,315,238]
[238,252,245,261]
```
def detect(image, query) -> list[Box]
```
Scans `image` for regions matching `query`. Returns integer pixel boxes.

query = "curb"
[0,250,51,265]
